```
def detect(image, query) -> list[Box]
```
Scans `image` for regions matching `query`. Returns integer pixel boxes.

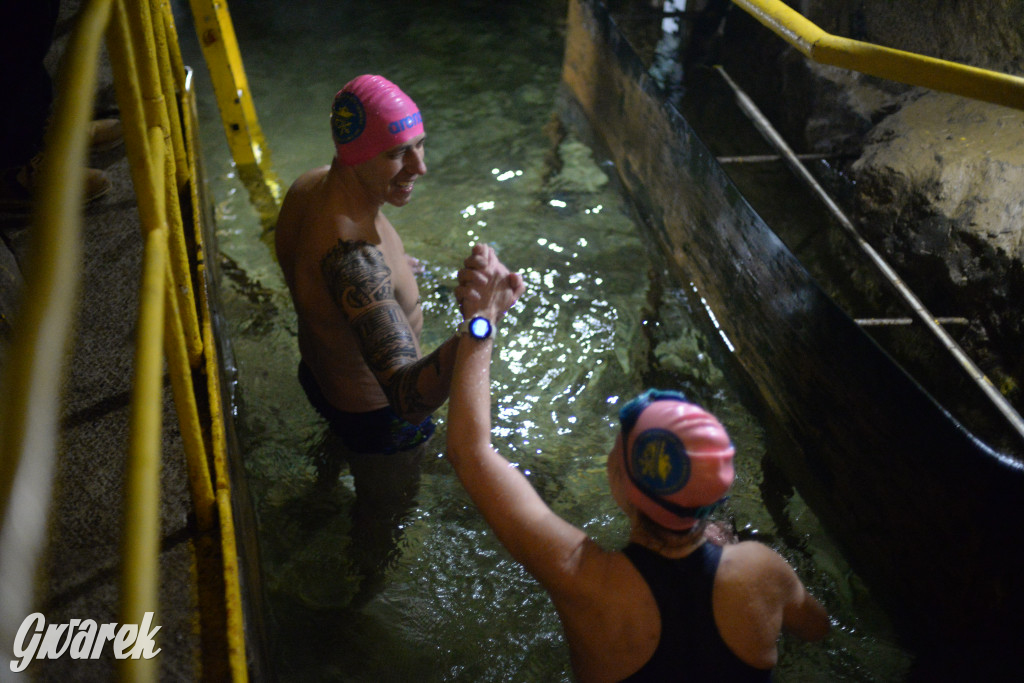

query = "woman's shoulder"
[717,540,799,595]
[554,545,663,682]
[721,539,786,563]
[720,540,790,565]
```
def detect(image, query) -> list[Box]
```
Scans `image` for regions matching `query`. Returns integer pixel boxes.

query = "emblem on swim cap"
[330,74,425,166]
[618,391,735,531]
[629,428,692,496]
[331,91,367,145]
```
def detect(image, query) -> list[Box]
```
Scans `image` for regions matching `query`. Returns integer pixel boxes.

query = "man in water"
[276,73,520,455]
[275,75,522,600]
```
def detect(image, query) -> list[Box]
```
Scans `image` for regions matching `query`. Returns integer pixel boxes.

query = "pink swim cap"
[331,75,424,166]
[617,391,735,531]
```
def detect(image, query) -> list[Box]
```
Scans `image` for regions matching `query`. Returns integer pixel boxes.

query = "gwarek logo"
[9,612,161,673]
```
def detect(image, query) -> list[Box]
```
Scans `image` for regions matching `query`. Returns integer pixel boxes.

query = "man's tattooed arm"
[321,239,457,421]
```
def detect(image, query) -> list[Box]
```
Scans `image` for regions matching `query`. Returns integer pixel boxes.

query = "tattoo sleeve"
[320,239,438,417]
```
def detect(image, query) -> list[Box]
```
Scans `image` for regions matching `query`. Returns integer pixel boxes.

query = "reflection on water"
[177,0,912,679]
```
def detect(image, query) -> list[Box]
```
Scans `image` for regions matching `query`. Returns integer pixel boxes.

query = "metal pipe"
[717,153,834,163]
[856,317,970,327]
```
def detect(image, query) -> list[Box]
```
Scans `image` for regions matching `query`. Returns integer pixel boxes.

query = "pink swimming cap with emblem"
[618,396,735,531]
[330,75,424,166]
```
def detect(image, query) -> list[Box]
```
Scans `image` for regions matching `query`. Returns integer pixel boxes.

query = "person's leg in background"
[0,0,117,210]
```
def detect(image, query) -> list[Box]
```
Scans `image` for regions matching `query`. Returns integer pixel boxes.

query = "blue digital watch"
[458,316,493,340]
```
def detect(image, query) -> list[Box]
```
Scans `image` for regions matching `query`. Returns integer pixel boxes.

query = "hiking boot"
[81,167,113,203]
[89,118,123,152]
[0,155,112,212]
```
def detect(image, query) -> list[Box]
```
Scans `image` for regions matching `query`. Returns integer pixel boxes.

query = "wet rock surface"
[851,92,1024,399]
[717,0,1024,411]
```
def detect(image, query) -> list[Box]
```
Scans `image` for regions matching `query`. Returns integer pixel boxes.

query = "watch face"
[468,316,492,339]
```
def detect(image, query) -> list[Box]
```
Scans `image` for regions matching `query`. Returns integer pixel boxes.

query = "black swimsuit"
[620,542,773,682]
[298,361,434,454]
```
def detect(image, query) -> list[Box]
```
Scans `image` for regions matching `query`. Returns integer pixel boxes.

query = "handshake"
[454,243,526,330]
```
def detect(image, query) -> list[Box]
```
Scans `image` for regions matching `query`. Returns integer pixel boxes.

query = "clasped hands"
[455,243,525,324]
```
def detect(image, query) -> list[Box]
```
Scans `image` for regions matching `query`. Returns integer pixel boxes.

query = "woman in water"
[448,244,829,681]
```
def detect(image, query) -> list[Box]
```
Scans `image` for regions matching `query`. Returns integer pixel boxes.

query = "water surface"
[176,1,912,679]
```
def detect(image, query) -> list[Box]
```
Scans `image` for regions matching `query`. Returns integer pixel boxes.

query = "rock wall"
[801,0,1024,75]
[719,0,1024,405]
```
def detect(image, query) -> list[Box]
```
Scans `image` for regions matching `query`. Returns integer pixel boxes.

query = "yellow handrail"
[0,0,251,680]
[188,0,282,233]
[0,0,113,659]
[110,0,249,679]
[731,0,1024,111]
[122,0,204,368]
[121,128,168,683]
[107,0,218,533]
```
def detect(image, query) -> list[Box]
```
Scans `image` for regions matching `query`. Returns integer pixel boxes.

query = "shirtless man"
[276,74,521,456]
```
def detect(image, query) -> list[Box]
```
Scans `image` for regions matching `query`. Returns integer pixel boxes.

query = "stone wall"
[719,0,1024,405]
[802,0,1024,74]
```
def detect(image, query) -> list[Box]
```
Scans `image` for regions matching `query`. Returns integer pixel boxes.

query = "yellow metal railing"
[188,0,282,234]
[0,0,110,663]
[0,0,252,680]
[732,0,1024,111]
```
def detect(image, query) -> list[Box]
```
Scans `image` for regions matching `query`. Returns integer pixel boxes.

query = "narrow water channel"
[175,0,914,679]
